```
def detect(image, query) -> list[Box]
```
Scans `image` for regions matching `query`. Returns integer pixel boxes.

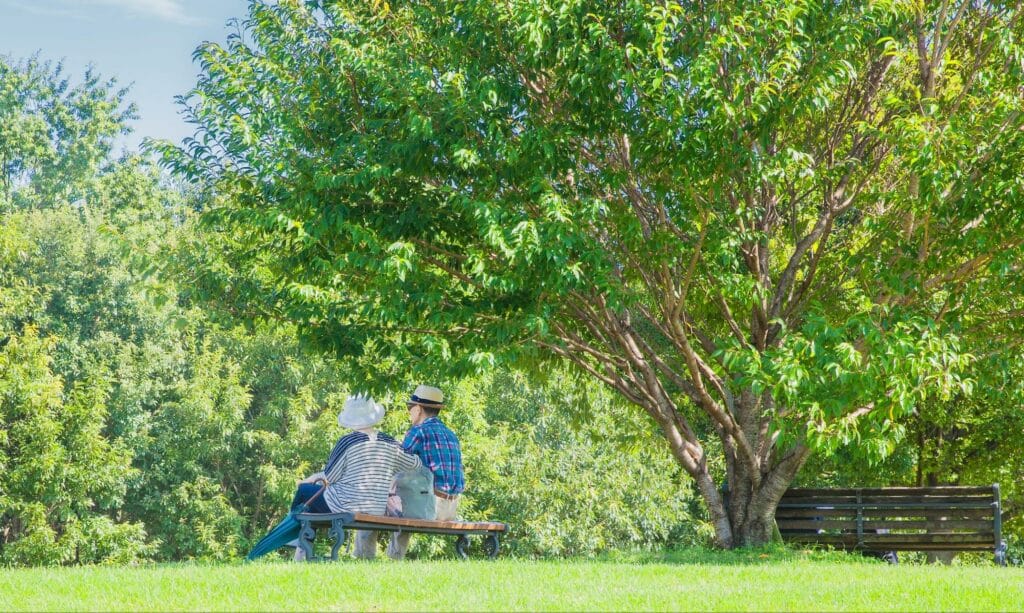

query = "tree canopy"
[162,0,1024,546]
[0,54,134,209]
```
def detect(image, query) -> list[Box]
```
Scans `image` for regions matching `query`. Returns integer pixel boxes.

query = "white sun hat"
[337,394,385,429]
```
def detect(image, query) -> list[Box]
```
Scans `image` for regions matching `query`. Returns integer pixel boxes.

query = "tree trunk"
[639,384,812,548]
[724,464,806,547]
[732,506,778,546]
[685,421,810,547]
[720,394,811,547]
[686,463,793,548]
[561,304,814,549]
[694,468,734,548]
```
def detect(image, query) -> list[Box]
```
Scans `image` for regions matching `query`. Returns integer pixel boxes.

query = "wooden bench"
[293,512,508,561]
[775,484,1007,565]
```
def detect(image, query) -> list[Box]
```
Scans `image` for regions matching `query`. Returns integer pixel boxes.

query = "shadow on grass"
[593,543,883,566]
[123,542,885,569]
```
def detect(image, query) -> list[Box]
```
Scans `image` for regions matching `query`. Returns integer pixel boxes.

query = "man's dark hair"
[421,405,441,418]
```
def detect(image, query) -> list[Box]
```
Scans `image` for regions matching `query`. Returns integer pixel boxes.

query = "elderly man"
[291,394,421,560]
[387,384,465,560]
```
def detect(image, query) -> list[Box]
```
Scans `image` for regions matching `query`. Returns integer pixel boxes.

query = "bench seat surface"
[351,513,507,532]
[297,511,506,533]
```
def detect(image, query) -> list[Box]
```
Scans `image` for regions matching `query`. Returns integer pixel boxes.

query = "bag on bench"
[390,466,436,520]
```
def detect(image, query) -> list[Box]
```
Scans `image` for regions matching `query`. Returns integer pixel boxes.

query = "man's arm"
[402,427,423,456]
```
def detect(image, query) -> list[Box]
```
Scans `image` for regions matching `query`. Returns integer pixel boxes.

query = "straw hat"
[337,394,385,429]
[408,385,444,408]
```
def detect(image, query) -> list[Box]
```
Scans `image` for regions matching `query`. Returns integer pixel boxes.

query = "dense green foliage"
[0,56,705,564]
[0,327,149,565]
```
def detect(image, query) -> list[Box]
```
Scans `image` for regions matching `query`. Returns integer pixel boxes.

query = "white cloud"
[0,0,86,19]
[0,0,208,25]
[84,0,202,25]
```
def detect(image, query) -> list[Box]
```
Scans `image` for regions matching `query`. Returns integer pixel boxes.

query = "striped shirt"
[402,417,465,496]
[322,430,421,514]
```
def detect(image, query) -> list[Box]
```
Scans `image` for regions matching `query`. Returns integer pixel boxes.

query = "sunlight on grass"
[1,550,1021,611]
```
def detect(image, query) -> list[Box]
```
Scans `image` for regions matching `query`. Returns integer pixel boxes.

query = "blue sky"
[1,0,250,150]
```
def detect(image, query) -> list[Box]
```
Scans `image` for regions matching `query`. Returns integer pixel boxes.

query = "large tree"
[162,0,1024,546]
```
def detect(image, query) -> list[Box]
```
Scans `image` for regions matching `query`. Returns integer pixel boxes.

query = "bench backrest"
[776,485,1002,552]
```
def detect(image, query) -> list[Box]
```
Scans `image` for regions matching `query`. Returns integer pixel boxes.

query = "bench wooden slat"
[780,495,994,505]
[778,519,994,531]
[776,507,994,520]
[778,536,995,544]
[787,536,993,544]
[784,535,996,550]
[782,486,993,497]
[348,512,507,532]
[777,501,993,510]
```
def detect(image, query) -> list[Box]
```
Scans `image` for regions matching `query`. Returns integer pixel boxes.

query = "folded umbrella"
[247,482,327,561]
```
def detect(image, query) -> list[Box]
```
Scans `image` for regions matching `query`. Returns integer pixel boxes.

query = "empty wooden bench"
[293,512,508,561]
[776,484,1007,565]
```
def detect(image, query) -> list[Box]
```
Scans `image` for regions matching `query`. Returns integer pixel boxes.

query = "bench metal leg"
[298,520,316,563]
[485,533,500,559]
[455,535,469,560]
[996,540,1008,567]
[329,519,347,561]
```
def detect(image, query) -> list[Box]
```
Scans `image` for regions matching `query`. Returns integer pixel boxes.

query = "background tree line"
[1,54,707,565]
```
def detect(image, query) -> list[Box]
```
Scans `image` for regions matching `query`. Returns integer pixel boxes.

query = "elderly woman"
[291,394,421,560]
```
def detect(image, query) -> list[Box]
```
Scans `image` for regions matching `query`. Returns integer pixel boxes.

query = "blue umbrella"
[247,482,327,561]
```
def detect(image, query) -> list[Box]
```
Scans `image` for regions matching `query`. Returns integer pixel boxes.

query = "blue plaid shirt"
[402,417,465,495]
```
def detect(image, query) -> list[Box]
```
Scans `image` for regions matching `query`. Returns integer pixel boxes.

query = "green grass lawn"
[2,549,1021,611]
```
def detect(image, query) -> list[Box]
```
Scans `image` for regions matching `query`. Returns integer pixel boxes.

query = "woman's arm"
[396,446,422,471]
